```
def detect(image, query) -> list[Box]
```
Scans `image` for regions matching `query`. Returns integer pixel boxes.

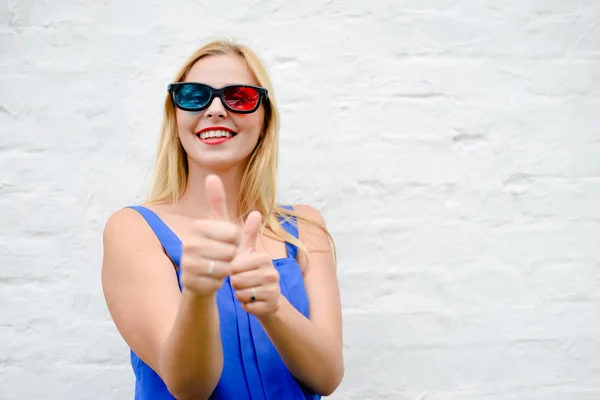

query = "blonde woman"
[101,39,344,400]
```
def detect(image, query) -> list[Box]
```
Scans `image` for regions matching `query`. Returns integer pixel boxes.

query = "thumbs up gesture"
[179,175,241,297]
[230,211,281,317]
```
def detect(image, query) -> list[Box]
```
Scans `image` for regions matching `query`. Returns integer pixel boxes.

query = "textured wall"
[2,1,600,399]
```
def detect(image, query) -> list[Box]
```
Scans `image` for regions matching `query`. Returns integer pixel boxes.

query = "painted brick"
[1,1,599,399]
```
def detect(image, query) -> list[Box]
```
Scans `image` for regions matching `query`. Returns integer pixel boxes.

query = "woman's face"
[175,54,266,172]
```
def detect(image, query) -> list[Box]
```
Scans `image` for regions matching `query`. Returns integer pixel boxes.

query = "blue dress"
[125,205,320,400]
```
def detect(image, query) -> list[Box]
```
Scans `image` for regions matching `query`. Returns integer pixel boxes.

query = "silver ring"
[207,260,215,276]
[250,287,256,302]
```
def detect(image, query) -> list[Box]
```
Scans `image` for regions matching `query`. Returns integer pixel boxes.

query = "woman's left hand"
[230,211,281,317]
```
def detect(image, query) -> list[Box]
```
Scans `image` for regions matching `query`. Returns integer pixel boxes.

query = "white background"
[2,1,600,399]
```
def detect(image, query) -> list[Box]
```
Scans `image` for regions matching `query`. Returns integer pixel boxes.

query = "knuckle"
[192,220,208,234]
[219,263,234,277]
[214,221,237,240]
[269,285,279,296]
[234,231,242,245]
[196,239,210,252]
[181,242,194,254]
[267,270,279,283]
[226,244,238,260]
[263,258,274,268]
[180,274,190,286]
[226,223,240,240]
[183,240,205,256]
[212,278,225,290]
[181,275,197,291]
[179,255,194,271]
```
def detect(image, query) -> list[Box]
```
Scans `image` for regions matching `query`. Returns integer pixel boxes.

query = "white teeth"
[199,130,233,140]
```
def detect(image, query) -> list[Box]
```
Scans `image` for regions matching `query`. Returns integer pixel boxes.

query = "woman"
[101,39,344,400]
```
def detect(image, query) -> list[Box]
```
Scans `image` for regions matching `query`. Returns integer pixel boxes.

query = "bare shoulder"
[103,206,162,249]
[293,204,327,225]
[102,206,173,285]
[293,204,330,243]
[292,204,334,271]
[101,205,177,282]
[101,206,180,373]
[103,207,143,237]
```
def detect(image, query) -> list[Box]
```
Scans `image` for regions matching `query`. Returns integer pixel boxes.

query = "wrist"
[181,288,217,307]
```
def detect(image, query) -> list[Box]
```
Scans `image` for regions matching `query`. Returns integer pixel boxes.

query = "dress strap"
[125,206,183,269]
[278,205,299,259]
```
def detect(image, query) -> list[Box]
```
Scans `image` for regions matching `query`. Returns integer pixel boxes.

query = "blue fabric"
[125,205,319,400]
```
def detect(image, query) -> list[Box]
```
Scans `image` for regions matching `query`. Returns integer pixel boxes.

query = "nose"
[204,97,228,119]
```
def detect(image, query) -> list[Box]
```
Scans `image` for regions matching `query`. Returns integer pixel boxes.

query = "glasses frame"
[167,82,269,114]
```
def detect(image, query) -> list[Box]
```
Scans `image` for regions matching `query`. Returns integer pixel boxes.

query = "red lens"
[223,86,260,111]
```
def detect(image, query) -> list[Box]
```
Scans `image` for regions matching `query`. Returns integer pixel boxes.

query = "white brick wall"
[2,1,599,399]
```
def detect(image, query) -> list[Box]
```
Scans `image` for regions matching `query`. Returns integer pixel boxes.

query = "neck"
[176,159,246,221]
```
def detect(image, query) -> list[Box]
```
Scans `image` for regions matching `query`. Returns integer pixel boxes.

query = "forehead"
[184,54,258,88]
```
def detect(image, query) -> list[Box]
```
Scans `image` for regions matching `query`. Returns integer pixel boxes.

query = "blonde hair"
[146,39,336,265]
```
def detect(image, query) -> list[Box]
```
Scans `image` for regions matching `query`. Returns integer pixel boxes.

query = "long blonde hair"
[146,39,336,265]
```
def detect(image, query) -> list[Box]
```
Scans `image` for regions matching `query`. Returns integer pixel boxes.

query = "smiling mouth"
[196,129,237,140]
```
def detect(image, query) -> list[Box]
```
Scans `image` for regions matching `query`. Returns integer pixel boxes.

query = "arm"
[101,208,222,399]
[160,291,223,400]
[258,204,344,396]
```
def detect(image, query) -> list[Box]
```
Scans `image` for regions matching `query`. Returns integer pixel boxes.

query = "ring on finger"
[207,260,216,276]
[251,287,257,302]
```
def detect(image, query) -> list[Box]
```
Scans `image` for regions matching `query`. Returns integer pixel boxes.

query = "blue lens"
[176,84,211,109]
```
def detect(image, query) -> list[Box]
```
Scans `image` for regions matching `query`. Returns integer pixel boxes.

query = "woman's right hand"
[179,175,241,297]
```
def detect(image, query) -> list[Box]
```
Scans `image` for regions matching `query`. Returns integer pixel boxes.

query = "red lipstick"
[196,126,237,145]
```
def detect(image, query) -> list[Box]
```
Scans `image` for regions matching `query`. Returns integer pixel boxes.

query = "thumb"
[239,211,262,253]
[205,175,229,221]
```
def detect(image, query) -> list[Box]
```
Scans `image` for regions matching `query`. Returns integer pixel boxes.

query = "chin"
[180,134,257,173]
[188,152,250,172]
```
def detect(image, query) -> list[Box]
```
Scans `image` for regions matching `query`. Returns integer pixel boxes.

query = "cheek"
[176,110,198,136]
[236,111,265,136]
